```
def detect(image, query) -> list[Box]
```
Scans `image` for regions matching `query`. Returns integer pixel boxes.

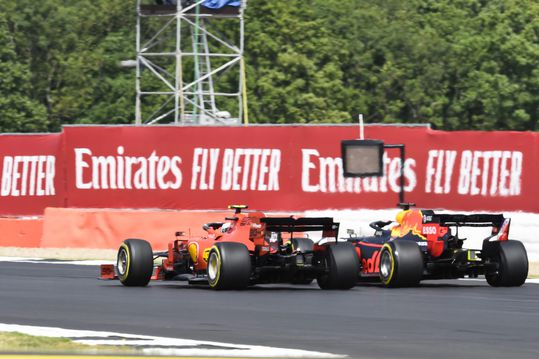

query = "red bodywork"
[101,206,339,281]
[389,209,447,258]
[162,210,265,273]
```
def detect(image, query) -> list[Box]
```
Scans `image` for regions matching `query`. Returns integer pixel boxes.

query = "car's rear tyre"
[117,239,153,287]
[207,242,251,290]
[485,240,528,287]
[379,240,423,287]
[317,243,360,290]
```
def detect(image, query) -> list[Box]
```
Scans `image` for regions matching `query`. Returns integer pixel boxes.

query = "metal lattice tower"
[135,1,248,125]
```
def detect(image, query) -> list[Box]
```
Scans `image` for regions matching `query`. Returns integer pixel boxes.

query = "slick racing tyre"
[379,240,423,287]
[117,239,154,287]
[207,242,251,290]
[485,240,528,287]
[317,242,360,290]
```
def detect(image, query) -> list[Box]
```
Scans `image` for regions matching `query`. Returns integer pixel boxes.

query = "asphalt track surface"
[1,262,539,359]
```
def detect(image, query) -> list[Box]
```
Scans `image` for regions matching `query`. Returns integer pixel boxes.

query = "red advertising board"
[0,133,65,215]
[1,125,539,215]
[62,125,539,213]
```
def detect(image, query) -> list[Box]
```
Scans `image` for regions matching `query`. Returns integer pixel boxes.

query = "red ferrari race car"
[101,205,359,290]
[346,208,529,287]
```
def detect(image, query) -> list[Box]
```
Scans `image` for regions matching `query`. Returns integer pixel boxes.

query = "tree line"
[0,0,537,132]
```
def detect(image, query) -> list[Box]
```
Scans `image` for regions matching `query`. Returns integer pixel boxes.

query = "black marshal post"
[341,139,413,209]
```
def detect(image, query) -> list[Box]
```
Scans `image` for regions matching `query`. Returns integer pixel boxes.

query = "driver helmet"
[221,222,232,233]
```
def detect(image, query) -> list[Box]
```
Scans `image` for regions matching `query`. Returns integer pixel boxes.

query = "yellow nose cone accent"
[188,243,198,263]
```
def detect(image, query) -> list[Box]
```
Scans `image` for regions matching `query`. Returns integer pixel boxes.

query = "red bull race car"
[101,205,359,290]
[347,208,528,287]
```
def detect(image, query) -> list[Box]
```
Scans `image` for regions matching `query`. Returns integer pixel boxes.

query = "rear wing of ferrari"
[260,217,339,237]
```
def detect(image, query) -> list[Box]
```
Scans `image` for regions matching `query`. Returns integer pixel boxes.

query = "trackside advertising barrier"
[0,133,65,214]
[1,125,538,215]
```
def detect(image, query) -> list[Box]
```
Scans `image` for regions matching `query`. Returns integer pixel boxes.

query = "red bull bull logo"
[390,209,426,240]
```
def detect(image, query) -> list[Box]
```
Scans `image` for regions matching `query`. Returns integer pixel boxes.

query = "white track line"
[0,257,113,266]
[0,323,343,358]
[459,277,539,284]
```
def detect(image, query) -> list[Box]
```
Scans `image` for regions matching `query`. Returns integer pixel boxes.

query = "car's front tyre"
[117,239,153,287]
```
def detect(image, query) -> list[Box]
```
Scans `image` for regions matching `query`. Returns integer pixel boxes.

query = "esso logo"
[422,226,438,235]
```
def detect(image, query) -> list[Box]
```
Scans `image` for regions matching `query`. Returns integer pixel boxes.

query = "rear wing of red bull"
[426,213,505,227]
[424,212,510,241]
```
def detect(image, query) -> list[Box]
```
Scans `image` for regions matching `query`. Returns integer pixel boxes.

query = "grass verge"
[0,332,135,354]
